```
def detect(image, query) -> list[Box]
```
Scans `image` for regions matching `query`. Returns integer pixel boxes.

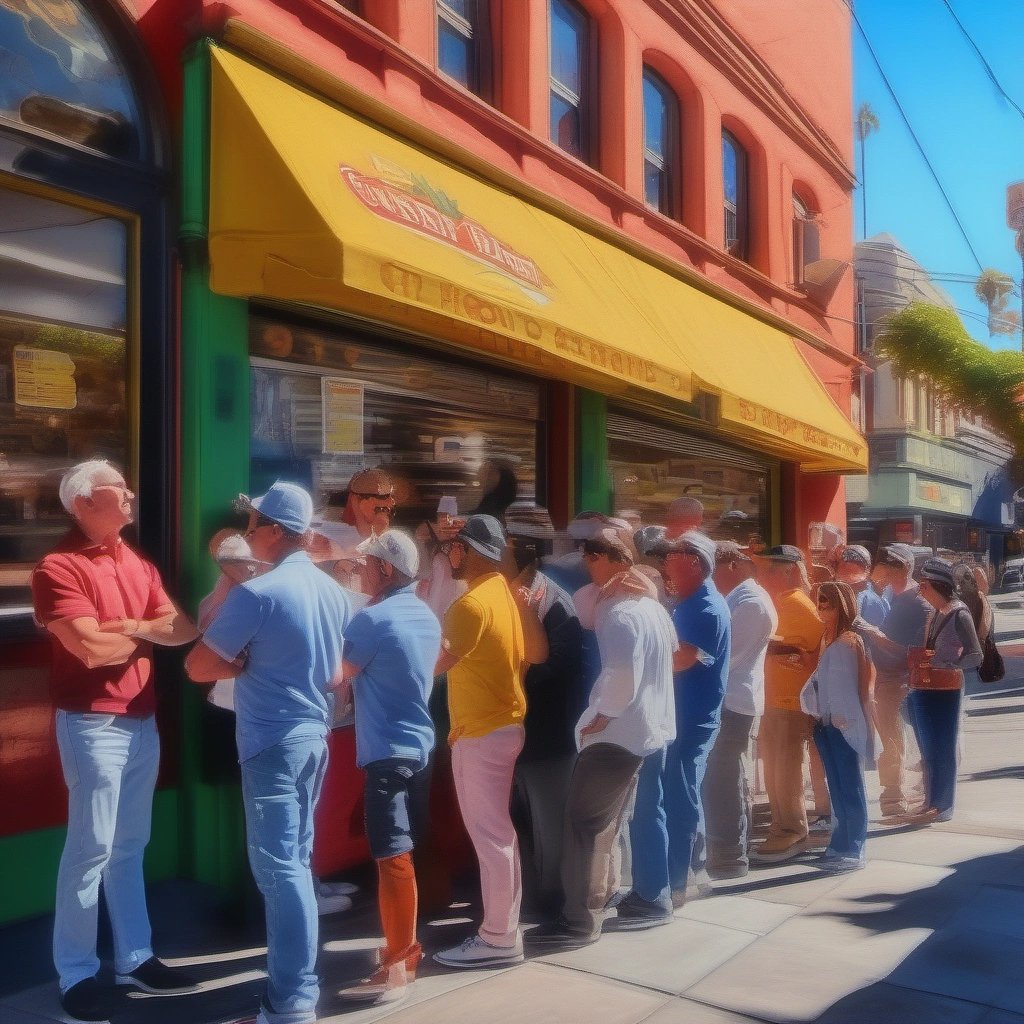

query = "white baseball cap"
[356,529,419,578]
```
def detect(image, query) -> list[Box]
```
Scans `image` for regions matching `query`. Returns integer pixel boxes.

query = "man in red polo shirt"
[32,460,199,1023]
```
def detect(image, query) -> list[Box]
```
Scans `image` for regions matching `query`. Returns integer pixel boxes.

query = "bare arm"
[185,641,244,683]
[99,602,199,647]
[435,640,460,677]
[48,616,141,670]
[673,642,700,673]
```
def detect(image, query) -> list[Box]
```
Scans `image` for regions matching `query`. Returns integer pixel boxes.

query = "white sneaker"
[433,934,524,969]
[315,888,353,916]
[317,879,359,897]
[339,962,409,1005]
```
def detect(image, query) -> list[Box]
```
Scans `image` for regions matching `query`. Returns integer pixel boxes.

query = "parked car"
[1000,558,1024,589]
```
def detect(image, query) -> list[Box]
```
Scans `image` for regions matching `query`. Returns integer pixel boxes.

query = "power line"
[941,0,1024,122]
[851,6,985,271]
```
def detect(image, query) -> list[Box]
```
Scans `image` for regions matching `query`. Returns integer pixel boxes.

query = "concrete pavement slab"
[715,862,858,908]
[640,996,767,1022]
[683,908,931,1022]
[812,982,988,1024]
[675,894,801,935]
[860,828,1022,868]
[533,916,757,995]
[322,962,670,1024]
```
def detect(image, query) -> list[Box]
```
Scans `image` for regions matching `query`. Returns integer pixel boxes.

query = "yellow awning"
[207,48,866,473]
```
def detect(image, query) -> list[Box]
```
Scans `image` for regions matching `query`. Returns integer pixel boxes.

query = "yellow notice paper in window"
[321,377,363,454]
[13,347,77,410]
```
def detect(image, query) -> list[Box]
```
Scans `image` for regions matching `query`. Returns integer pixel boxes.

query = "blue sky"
[853,0,1024,349]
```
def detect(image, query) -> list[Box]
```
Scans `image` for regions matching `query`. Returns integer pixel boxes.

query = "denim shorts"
[363,757,431,860]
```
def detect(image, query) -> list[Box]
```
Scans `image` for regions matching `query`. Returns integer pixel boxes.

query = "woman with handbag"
[954,563,1002,685]
[904,559,982,825]
[799,581,880,873]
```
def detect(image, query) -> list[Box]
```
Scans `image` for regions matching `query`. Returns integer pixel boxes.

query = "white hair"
[59,460,122,514]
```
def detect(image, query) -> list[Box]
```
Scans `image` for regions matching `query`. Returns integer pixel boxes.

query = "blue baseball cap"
[242,481,314,534]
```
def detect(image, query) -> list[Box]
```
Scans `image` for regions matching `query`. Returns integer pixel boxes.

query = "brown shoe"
[750,835,808,863]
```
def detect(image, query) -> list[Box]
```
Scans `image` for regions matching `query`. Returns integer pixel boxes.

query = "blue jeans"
[630,722,718,904]
[54,711,160,992]
[812,724,867,859]
[907,688,962,815]
[241,736,328,1024]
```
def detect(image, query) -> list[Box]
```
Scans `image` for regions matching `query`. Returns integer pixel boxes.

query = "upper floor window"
[722,130,748,260]
[0,0,144,161]
[792,193,820,287]
[642,69,679,217]
[549,0,592,163]
[437,1,491,98]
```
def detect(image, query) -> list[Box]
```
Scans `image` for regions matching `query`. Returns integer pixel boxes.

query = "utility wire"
[851,5,985,271]
[941,0,1024,122]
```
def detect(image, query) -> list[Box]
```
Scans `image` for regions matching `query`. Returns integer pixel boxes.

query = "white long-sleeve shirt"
[576,593,677,757]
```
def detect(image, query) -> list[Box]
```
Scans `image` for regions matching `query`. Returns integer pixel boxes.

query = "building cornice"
[651,0,856,190]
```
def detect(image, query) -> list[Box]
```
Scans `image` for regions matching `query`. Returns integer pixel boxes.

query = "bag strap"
[925,607,961,648]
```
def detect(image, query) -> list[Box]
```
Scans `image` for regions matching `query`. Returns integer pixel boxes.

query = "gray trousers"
[561,743,643,937]
[701,708,756,868]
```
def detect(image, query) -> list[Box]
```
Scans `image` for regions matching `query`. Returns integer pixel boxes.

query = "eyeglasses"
[353,491,395,502]
[244,514,278,538]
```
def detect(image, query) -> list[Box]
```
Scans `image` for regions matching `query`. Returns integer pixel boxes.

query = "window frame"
[642,67,680,218]
[436,0,494,101]
[722,130,748,261]
[791,192,821,289]
[548,0,595,165]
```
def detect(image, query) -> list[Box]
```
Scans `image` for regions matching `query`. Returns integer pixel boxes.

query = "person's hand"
[579,713,611,737]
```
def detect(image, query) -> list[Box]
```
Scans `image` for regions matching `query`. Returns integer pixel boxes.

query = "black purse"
[979,633,1004,683]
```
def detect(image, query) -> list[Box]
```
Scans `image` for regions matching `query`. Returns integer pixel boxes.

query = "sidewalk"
[4,620,1023,1024]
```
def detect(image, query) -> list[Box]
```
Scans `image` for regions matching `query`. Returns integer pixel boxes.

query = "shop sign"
[340,157,551,304]
[321,378,363,454]
[916,478,968,513]
[731,397,864,463]
[893,519,918,544]
[12,346,76,410]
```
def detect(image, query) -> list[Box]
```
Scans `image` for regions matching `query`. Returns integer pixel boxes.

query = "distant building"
[848,234,1017,571]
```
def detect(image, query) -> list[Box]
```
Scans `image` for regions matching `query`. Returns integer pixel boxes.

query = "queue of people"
[32,460,988,1022]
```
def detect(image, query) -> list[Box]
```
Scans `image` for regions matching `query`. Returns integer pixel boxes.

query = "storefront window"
[0,184,129,621]
[249,315,544,524]
[0,0,142,160]
[608,412,772,546]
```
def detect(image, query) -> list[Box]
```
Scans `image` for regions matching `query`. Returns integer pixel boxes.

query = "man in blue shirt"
[335,530,441,1007]
[622,531,731,925]
[835,545,889,627]
[186,482,351,1024]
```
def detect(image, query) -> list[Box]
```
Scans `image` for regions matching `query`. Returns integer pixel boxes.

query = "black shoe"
[525,920,599,949]
[605,891,673,931]
[115,957,199,994]
[60,977,110,1022]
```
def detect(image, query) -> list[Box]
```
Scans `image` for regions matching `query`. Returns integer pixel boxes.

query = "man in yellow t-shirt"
[432,515,547,971]
[752,545,825,863]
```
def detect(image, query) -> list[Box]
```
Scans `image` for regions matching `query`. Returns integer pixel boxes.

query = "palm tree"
[855,103,879,239]
[974,268,1016,337]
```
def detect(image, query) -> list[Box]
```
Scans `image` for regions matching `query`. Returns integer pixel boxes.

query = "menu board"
[321,377,363,454]
[13,347,77,410]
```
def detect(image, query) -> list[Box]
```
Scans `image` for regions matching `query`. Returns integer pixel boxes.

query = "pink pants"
[451,725,525,947]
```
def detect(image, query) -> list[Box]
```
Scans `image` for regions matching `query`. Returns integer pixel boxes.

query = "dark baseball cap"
[763,544,804,563]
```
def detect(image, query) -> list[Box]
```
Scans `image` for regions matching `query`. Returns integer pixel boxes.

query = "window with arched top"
[0,0,144,161]
[722,130,748,260]
[549,0,594,164]
[642,68,679,218]
[792,192,820,287]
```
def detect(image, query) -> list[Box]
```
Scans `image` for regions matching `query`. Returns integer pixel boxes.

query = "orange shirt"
[765,588,825,713]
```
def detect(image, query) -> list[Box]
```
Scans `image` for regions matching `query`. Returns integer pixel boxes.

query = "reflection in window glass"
[549,0,590,161]
[437,0,489,97]
[608,414,770,548]
[248,315,544,530]
[723,130,748,260]
[0,185,129,616]
[0,0,142,159]
[643,69,678,216]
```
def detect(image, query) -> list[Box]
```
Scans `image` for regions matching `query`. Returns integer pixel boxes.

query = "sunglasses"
[244,514,279,538]
[352,491,395,502]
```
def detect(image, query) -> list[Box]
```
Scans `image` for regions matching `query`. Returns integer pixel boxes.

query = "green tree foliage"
[878,303,1024,452]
